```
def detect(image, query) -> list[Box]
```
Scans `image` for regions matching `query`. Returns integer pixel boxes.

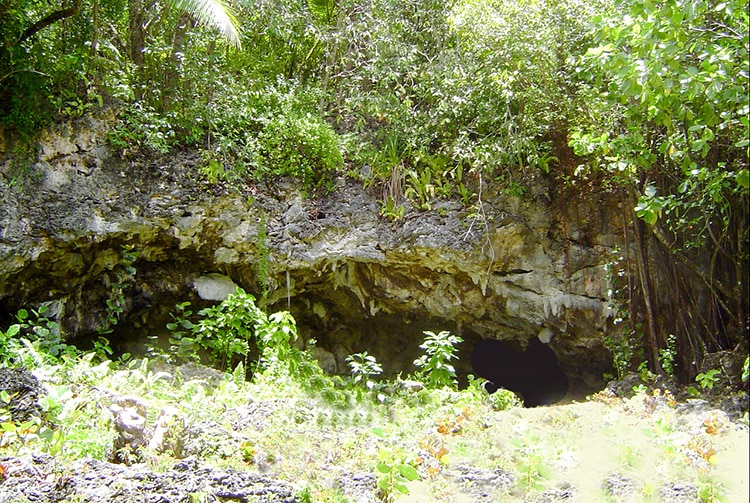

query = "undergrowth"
[0,297,745,502]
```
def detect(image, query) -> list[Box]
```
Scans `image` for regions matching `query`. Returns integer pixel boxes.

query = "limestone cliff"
[0,113,627,394]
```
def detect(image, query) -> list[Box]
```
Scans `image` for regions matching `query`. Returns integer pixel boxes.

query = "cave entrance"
[471,337,569,407]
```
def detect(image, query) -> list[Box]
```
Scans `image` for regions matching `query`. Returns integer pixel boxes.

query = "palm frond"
[171,0,242,49]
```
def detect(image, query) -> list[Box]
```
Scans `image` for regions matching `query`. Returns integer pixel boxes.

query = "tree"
[0,0,242,136]
[571,0,749,380]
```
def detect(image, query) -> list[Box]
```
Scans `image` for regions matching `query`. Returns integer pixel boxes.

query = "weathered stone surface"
[0,455,298,503]
[0,367,44,422]
[0,114,624,395]
[192,273,240,301]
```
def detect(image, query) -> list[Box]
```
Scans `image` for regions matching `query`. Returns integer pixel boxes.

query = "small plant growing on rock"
[371,427,420,502]
[167,301,198,362]
[659,334,677,379]
[697,475,728,503]
[413,330,463,389]
[97,246,138,338]
[168,288,307,379]
[696,369,721,390]
[0,324,22,366]
[347,352,383,389]
[192,289,262,372]
[637,361,656,383]
[15,306,73,363]
[511,435,551,496]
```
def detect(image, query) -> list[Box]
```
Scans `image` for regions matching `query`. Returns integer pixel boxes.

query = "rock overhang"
[0,117,620,397]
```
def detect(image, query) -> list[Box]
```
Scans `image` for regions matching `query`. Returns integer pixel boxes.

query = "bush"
[167,288,313,379]
[413,330,463,389]
[257,112,343,190]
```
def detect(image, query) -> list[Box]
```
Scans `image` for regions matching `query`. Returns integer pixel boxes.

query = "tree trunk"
[630,188,662,373]
[129,0,146,68]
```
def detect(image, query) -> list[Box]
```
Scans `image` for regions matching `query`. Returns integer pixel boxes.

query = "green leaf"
[378,448,392,462]
[394,482,410,494]
[376,463,392,474]
[397,464,420,481]
[4,324,20,338]
[170,0,243,49]
[736,169,749,189]
[38,427,55,442]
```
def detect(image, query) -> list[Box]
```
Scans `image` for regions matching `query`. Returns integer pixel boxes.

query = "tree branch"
[0,69,51,84]
[18,0,83,44]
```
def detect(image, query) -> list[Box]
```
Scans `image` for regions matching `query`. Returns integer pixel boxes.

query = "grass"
[1,342,748,502]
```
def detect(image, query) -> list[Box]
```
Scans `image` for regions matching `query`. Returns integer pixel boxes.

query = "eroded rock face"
[0,114,624,394]
[0,368,44,422]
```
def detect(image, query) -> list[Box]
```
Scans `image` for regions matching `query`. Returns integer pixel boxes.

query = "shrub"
[347,352,383,389]
[167,288,313,379]
[413,330,463,389]
[257,112,343,190]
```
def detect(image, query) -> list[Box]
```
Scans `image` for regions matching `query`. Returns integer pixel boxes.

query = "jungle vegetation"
[0,0,748,384]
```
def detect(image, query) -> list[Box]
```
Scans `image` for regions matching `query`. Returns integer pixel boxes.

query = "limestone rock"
[0,116,625,395]
[191,273,239,301]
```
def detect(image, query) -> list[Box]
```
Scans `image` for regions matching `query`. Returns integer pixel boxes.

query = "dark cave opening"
[471,337,569,407]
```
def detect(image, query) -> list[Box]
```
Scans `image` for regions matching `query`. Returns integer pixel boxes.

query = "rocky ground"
[0,364,748,503]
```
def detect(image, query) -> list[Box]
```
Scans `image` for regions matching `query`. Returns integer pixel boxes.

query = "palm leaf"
[171,0,242,48]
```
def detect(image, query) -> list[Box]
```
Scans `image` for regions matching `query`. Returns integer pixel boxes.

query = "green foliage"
[192,291,257,371]
[126,357,174,393]
[658,334,677,379]
[10,306,79,367]
[637,361,656,383]
[697,476,728,503]
[257,111,343,190]
[695,369,722,390]
[0,405,49,455]
[172,80,343,189]
[256,310,301,377]
[108,103,176,154]
[0,382,76,457]
[167,288,261,371]
[255,214,270,310]
[686,386,701,397]
[371,427,420,502]
[575,0,749,236]
[0,323,22,366]
[603,333,635,380]
[632,383,648,395]
[167,288,307,378]
[97,246,138,337]
[171,0,243,49]
[332,0,604,211]
[567,0,748,376]
[346,352,383,390]
[743,356,749,383]
[167,301,198,362]
[379,196,406,221]
[466,374,521,411]
[511,434,552,495]
[413,330,463,389]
